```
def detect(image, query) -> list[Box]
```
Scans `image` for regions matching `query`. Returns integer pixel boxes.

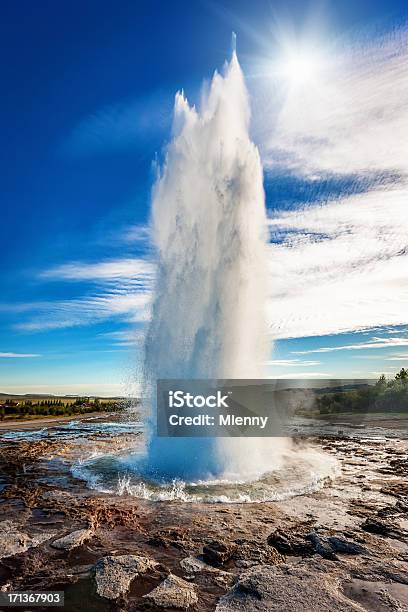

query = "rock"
[327,536,366,555]
[216,562,364,611]
[233,538,284,567]
[378,458,407,476]
[180,556,233,586]
[143,573,198,609]
[180,555,222,574]
[377,500,408,518]
[147,527,189,550]
[380,481,408,499]
[306,533,366,559]
[360,517,406,540]
[267,529,366,561]
[361,517,393,535]
[305,533,338,560]
[94,554,158,600]
[51,528,93,551]
[347,499,379,518]
[202,540,237,566]
[307,533,367,559]
[266,528,313,557]
[180,556,207,574]
[0,520,53,560]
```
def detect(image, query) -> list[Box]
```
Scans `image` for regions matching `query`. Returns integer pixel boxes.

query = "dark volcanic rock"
[361,517,394,535]
[267,529,366,561]
[350,561,408,586]
[266,528,313,557]
[306,533,367,559]
[360,517,407,540]
[180,555,231,574]
[202,540,237,566]
[143,573,198,609]
[305,533,338,560]
[327,536,366,555]
[378,457,407,476]
[180,556,233,587]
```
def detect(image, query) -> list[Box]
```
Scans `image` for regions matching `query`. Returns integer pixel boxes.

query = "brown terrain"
[0,419,407,611]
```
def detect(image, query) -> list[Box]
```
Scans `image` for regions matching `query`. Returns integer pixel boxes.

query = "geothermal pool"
[0,415,338,503]
[5,413,405,505]
[72,442,339,504]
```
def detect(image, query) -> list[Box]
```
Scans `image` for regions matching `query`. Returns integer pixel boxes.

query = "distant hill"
[313,382,374,394]
[0,392,126,400]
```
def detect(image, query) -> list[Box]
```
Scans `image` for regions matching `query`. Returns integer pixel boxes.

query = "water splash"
[72,446,339,503]
[140,51,288,481]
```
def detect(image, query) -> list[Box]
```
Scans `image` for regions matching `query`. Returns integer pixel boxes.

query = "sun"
[278,50,325,86]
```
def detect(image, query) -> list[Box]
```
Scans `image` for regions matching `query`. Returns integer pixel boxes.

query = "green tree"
[376,374,387,389]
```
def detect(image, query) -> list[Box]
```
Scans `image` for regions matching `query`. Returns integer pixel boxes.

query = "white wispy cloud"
[267,186,408,339]
[122,224,151,244]
[14,190,408,341]
[263,27,408,176]
[40,258,154,282]
[14,258,154,332]
[16,292,150,332]
[257,27,408,341]
[100,329,145,347]
[264,359,321,366]
[0,352,40,358]
[293,337,408,355]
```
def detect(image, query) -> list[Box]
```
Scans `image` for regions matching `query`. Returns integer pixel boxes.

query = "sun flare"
[278,50,325,85]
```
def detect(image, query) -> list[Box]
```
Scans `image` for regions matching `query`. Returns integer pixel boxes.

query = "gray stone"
[51,528,93,551]
[216,562,364,611]
[143,573,198,609]
[0,520,53,560]
[180,555,230,575]
[94,554,158,600]
[180,556,233,586]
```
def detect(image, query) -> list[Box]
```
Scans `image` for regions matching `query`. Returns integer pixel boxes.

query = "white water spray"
[142,50,287,481]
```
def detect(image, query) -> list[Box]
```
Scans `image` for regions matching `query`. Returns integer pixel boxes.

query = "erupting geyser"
[139,48,288,482]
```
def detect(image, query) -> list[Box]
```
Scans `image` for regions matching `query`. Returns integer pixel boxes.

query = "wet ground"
[0,415,407,611]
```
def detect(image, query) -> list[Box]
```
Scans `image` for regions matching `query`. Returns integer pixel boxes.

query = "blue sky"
[1,0,408,395]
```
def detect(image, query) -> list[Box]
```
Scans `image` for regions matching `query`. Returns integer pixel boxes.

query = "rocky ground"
[0,429,407,611]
